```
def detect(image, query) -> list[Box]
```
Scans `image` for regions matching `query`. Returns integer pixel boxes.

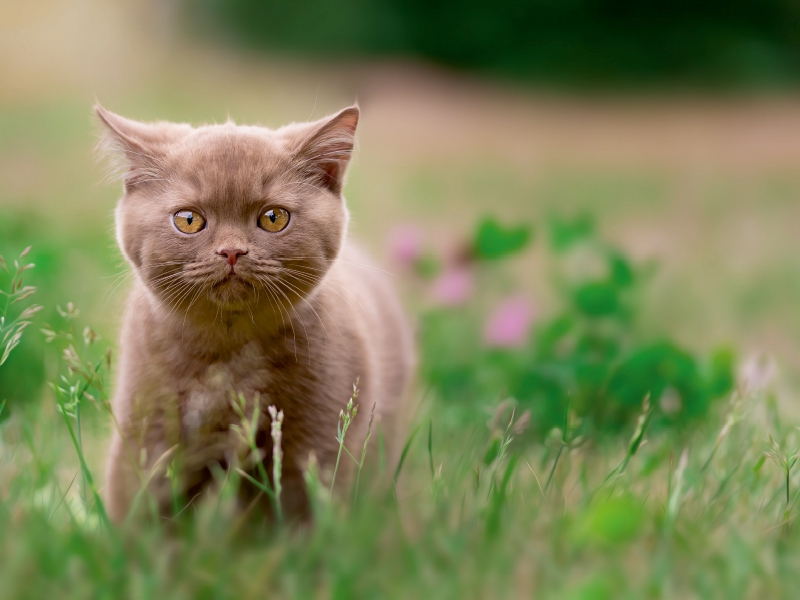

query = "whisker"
[274,277,332,349]
[275,257,396,277]
[181,274,216,344]
[251,275,282,331]
[268,279,311,364]
[278,268,357,313]
[277,267,367,314]
[102,270,134,306]
[148,279,196,327]
[255,274,298,362]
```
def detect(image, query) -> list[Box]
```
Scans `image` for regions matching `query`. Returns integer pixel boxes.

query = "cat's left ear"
[292,105,359,196]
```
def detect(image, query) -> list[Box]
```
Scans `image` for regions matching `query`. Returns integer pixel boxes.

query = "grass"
[1,222,800,598]
[2,335,800,597]
[0,106,796,596]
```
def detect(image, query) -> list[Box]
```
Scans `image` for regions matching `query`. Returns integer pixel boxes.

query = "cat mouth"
[208,273,256,307]
[214,272,253,288]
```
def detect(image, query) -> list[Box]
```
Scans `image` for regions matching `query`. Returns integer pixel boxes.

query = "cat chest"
[171,341,274,437]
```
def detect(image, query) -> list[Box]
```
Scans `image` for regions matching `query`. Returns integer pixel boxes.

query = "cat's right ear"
[284,105,360,196]
[95,105,190,190]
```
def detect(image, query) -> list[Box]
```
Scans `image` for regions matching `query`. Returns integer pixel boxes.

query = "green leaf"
[609,253,634,287]
[606,342,706,414]
[574,281,618,316]
[548,214,594,252]
[474,218,531,260]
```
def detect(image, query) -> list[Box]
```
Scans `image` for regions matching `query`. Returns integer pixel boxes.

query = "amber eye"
[258,207,290,233]
[173,210,206,234]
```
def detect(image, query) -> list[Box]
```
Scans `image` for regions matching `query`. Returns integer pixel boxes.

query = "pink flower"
[431,267,474,306]
[388,225,424,267]
[483,295,534,347]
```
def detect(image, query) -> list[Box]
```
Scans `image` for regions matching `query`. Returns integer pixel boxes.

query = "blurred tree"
[191,0,800,86]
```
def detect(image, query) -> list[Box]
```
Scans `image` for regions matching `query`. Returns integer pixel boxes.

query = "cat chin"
[207,277,257,309]
[210,299,252,312]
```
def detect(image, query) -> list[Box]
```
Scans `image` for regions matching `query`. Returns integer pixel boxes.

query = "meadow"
[3,230,800,599]
[2,184,800,600]
[4,2,800,598]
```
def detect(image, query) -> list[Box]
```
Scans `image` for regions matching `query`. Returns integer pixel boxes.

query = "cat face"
[97,106,358,314]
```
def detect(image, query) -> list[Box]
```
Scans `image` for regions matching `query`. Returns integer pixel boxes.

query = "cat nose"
[218,248,248,266]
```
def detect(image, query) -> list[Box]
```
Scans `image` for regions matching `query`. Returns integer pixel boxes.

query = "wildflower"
[483,295,534,347]
[431,267,474,306]
[388,225,424,267]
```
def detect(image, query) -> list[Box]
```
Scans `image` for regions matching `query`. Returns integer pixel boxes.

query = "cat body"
[97,105,414,522]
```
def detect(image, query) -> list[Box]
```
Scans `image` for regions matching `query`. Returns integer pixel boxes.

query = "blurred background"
[2,0,800,414]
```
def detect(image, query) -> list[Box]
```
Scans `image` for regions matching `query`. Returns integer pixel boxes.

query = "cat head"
[96,105,359,315]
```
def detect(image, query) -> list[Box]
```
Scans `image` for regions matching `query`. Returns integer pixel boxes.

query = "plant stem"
[269,407,284,523]
[55,388,111,530]
[252,442,281,519]
[330,438,345,496]
[787,468,791,507]
[75,400,87,516]
[544,444,563,494]
[353,403,376,508]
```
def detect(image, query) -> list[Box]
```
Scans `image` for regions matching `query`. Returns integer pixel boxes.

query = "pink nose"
[218,248,247,266]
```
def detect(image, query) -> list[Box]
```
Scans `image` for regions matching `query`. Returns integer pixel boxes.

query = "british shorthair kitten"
[96,104,414,522]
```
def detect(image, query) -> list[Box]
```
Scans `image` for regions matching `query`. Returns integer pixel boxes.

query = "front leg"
[237,464,312,525]
[104,427,185,523]
[104,429,145,523]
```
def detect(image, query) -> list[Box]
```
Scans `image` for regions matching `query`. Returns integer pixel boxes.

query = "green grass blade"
[393,421,423,488]
[427,419,434,480]
[236,468,276,499]
[54,385,111,531]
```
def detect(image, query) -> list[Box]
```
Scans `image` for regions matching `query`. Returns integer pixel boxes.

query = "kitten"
[96,104,415,522]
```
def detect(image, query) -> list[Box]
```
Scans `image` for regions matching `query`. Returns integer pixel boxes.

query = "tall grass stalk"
[427,419,434,479]
[544,400,571,493]
[665,447,689,532]
[230,393,279,516]
[124,444,178,527]
[0,247,41,370]
[764,434,798,508]
[268,405,284,523]
[330,379,359,496]
[486,407,517,500]
[599,394,653,492]
[393,420,423,490]
[54,385,111,530]
[352,402,376,508]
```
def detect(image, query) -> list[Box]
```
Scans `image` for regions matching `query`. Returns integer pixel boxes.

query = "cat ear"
[291,105,359,196]
[95,105,190,190]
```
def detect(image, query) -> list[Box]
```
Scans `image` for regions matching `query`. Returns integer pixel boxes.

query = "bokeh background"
[2,0,800,407]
